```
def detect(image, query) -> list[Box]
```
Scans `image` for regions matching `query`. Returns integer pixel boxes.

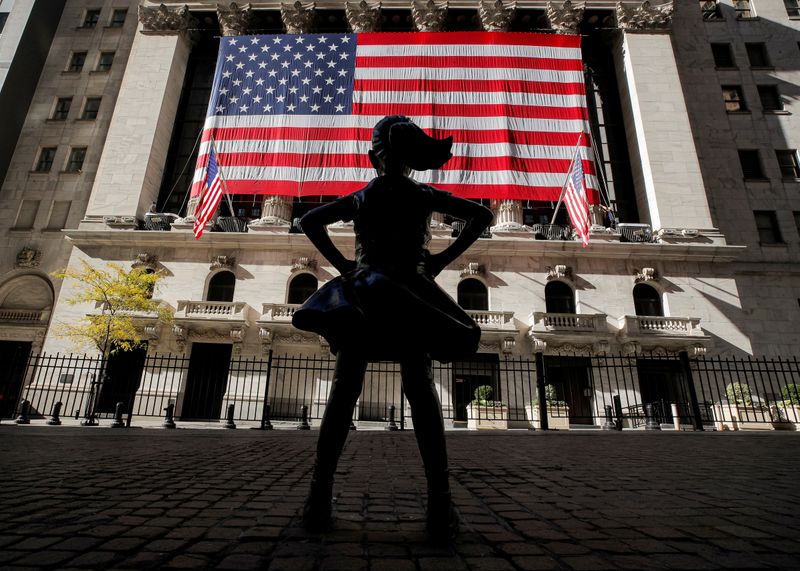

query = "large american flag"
[191,32,598,202]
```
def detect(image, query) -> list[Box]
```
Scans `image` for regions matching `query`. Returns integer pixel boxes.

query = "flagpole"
[550,131,584,225]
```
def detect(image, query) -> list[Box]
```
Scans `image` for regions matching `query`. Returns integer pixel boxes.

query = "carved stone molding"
[281,1,315,34]
[549,342,593,356]
[594,340,610,354]
[412,0,447,31]
[690,343,707,357]
[143,324,160,340]
[230,327,245,343]
[15,247,42,269]
[528,333,547,353]
[274,332,321,345]
[501,336,516,354]
[478,0,516,32]
[460,262,485,278]
[210,255,236,271]
[478,340,501,353]
[291,257,317,273]
[172,324,187,353]
[634,267,657,283]
[132,253,158,272]
[217,2,254,36]
[615,1,673,31]
[346,0,381,32]
[621,341,641,356]
[103,215,138,229]
[545,0,583,34]
[546,264,572,281]
[259,326,273,345]
[139,3,198,36]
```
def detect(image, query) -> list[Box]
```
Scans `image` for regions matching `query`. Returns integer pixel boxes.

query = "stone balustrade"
[0,309,45,323]
[467,310,515,331]
[176,300,249,320]
[618,315,701,336]
[530,312,607,332]
[260,303,300,322]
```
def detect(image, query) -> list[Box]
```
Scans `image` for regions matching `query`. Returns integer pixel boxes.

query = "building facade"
[2,0,799,426]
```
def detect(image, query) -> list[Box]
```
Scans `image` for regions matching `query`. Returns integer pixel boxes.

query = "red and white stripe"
[193,172,223,239]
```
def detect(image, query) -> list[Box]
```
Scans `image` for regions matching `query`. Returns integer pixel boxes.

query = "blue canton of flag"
[211,34,357,117]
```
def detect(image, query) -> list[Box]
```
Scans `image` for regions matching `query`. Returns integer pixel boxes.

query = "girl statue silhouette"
[292,115,493,539]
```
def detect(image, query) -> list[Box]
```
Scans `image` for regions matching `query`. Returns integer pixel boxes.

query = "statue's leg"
[400,355,458,540]
[303,350,367,531]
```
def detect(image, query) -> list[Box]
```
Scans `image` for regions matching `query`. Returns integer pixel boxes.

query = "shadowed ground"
[0,427,799,570]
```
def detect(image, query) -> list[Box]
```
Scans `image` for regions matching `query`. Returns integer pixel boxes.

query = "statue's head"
[369,115,453,176]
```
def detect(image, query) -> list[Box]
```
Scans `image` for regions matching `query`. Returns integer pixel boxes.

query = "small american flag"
[192,32,598,202]
[193,144,224,239]
[563,134,590,247]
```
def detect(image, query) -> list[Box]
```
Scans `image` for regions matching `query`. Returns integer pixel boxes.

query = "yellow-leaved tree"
[52,261,172,357]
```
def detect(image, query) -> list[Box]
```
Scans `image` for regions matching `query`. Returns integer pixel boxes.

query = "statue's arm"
[427,194,493,277]
[299,198,357,275]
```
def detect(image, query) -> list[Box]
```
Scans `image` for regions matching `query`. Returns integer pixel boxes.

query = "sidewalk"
[0,427,798,570]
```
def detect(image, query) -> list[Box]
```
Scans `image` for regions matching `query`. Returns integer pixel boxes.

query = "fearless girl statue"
[293,115,493,540]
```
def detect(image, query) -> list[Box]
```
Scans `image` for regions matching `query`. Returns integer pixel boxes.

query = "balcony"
[142,212,179,231]
[531,224,572,241]
[175,300,253,324]
[528,312,612,354]
[530,312,608,332]
[617,315,710,354]
[466,310,515,332]
[618,223,656,243]
[0,308,48,324]
[259,303,300,323]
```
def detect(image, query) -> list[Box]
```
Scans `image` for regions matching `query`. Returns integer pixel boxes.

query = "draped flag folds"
[192,32,598,203]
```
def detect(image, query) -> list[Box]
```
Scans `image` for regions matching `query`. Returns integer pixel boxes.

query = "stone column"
[81,5,196,230]
[346,0,381,32]
[613,1,718,236]
[248,2,316,230]
[478,0,524,233]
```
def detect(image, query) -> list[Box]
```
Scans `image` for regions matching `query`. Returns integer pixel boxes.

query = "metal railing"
[531,223,571,241]
[7,351,800,432]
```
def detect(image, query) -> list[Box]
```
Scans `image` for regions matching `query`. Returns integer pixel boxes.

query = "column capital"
[217,2,255,36]
[281,1,315,34]
[545,0,584,35]
[411,0,447,32]
[138,3,197,36]
[478,0,516,32]
[346,1,381,32]
[615,1,673,31]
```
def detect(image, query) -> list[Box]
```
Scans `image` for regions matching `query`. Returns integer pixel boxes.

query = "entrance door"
[0,341,32,418]
[97,345,147,414]
[544,357,593,425]
[452,354,500,422]
[636,359,688,423]
[181,343,232,420]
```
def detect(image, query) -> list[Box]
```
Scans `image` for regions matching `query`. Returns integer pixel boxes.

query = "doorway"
[181,343,232,420]
[544,357,594,425]
[0,341,32,418]
[636,359,688,424]
[451,354,500,423]
[97,345,148,414]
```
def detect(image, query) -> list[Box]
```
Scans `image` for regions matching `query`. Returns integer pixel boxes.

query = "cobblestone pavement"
[1,427,799,571]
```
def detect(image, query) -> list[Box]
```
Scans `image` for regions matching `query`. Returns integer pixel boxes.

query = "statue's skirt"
[292,267,480,363]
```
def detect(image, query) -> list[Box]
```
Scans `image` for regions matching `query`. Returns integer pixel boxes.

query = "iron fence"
[6,350,800,431]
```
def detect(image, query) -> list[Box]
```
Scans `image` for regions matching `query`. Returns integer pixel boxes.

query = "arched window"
[206,271,235,302]
[633,283,663,317]
[457,278,488,311]
[288,273,318,304]
[545,281,575,314]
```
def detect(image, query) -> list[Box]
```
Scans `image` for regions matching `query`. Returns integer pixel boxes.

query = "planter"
[466,403,508,430]
[713,404,786,431]
[779,405,800,429]
[526,404,570,430]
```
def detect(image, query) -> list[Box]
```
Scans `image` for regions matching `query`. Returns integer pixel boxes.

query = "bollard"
[613,395,624,431]
[644,403,661,431]
[385,405,399,431]
[224,404,237,429]
[297,405,310,430]
[671,403,681,431]
[110,402,126,428]
[349,420,357,431]
[15,400,31,425]
[601,405,615,431]
[257,403,273,430]
[47,402,63,426]
[162,403,176,429]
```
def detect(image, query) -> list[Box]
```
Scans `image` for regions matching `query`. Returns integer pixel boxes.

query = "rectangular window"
[81,97,101,120]
[722,86,747,112]
[711,43,735,67]
[97,51,115,71]
[785,0,800,17]
[35,148,57,172]
[700,0,721,19]
[754,211,783,244]
[47,201,71,230]
[14,200,40,229]
[776,150,800,178]
[757,85,783,111]
[739,150,764,179]
[65,147,87,172]
[794,211,800,236]
[734,0,754,18]
[82,9,101,28]
[67,52,86,73]
[745,43,770,67]
[52,97,72,120]
[109,9,127,27]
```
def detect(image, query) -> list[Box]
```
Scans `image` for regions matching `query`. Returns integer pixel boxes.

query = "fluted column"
[613,1,717,235]
[82,5,196,229]
[478,0,524,232]
[248,2,316,230]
